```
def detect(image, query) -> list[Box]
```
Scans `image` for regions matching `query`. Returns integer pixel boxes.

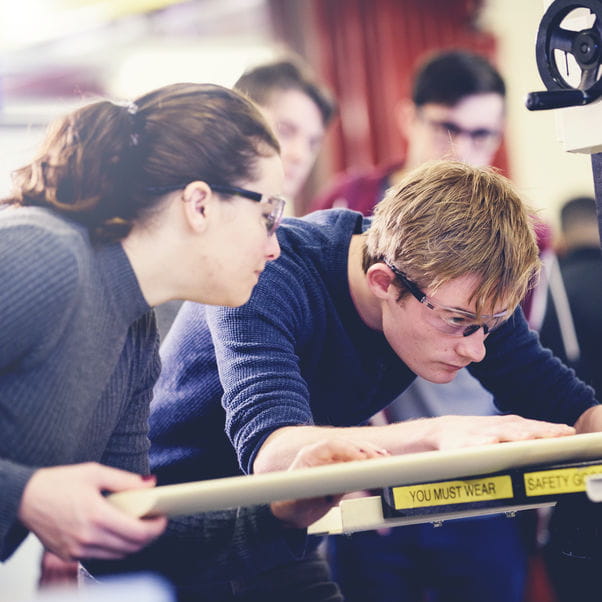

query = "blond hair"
[363,160,540,315]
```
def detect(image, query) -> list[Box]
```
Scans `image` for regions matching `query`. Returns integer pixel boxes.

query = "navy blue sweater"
[152,209,598,482]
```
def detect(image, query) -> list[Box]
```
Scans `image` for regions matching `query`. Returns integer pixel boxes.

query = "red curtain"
[268,0,507,211]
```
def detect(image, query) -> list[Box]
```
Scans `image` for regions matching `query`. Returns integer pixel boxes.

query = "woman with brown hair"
[0,83,373,583]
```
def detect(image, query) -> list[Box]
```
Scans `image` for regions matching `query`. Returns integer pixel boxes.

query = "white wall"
[482,0,596,231]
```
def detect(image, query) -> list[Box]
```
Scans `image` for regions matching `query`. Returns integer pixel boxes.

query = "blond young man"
[138,161,600,601]
[311,49,548,602]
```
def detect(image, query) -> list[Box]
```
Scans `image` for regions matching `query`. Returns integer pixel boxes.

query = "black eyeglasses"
[209,184,286,237]
[419,115,501,149]
[146,182,286,237]
[382,258,507,337]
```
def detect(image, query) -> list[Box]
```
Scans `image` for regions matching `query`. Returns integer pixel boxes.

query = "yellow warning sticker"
[524,464,602,496]
[392,475,514,509]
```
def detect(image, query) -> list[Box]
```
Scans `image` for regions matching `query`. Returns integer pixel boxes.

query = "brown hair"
[234,55,337,127]
[363,161,540,315]
[6,83,279,242]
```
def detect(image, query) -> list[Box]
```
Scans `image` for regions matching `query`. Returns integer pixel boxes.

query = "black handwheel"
[536,0,602,99]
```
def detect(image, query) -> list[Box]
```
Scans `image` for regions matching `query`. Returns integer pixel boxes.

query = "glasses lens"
[460,313,507,337]
[430,304,507,337]
[462,324,483,337]
[263,196,285,236]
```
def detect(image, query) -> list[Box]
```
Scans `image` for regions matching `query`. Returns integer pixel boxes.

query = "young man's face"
[381,273,507,383]
[259,88,325,200]
[408,93,504,168]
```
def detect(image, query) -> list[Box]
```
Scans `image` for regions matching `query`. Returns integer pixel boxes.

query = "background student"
[234,55,336,214]
[154,55,336,341]
[539,195,602,602]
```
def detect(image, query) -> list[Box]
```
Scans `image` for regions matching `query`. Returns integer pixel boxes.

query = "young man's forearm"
[252,420,439,474]
[253,415,576,474]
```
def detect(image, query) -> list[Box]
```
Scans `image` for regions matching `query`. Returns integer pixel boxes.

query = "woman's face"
[197,153,285,307]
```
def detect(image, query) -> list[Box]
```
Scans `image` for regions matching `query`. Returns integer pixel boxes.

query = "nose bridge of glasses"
[463,323,487,337]
[464,309,509,336]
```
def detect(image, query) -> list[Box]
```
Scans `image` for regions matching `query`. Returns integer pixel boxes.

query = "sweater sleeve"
[207,261,316,475]
[0,222,81,560]
[469,307,599,424]
[83,505,313,588]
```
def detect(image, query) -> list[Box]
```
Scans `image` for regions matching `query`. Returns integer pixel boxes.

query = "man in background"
[539,196,602,602]
[311,49,504,212]
[539,196,602,395]
[153,55,336,341]
[312,49,547,602]
[235,55,336,214]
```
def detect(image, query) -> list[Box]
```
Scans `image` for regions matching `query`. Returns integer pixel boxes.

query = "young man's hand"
[426,414,575,450]
[270,438,389,528]
[574,405,602,433]
[255,414,576,475]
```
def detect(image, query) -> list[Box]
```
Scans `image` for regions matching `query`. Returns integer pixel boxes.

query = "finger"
[70,517,166,560]
[91,464,157,493]
[85,501,167,551]
[495,424,573,442]
[294,439,387,468]
[102,512,168,547]
[540,424,575,436]
[351,440,391,458]
[523,421,574,436]
[502,416,575,436]
[439,437,496,450]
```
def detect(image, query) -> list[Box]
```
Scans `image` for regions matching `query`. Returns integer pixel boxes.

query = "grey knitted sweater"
[0,207,306,584]
[0,206,157,559]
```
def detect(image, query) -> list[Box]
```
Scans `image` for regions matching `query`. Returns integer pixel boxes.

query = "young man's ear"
[366,263,396,299]
[181,181,213,231]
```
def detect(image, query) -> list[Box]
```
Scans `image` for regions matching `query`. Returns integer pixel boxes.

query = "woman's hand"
[18,462,167,561]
